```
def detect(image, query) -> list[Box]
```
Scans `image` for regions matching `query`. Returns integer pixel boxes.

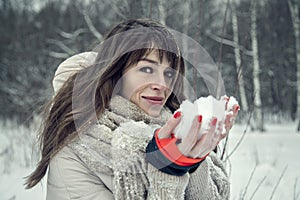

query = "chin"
[145,106,163,117]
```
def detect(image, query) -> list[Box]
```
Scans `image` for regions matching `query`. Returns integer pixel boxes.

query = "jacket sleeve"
[111,122,191,200]
[146,163,190,199]
[184,152,230,200]
[46,146,114,200]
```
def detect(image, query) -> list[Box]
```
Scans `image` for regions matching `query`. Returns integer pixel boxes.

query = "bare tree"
[148,0,153,18]
[158,0,167,25]
[127,0,143,18]
[231,2,249,113]
[192,0,203,97]
[288,0,300,132]
[251,0,264,132]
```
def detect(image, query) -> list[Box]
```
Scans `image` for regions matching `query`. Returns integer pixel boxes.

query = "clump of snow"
[226,96,239,112]
[174,95,239,139]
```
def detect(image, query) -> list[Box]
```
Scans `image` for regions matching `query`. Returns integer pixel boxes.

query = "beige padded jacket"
[47,145,230,200]
[46,96,230,200]
[47,52,230,200]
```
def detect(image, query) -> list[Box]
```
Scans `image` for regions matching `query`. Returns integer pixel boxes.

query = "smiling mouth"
[142,96,164,105]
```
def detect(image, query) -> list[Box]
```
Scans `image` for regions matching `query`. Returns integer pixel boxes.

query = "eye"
[139,66,153,74]
[164,70,175,78]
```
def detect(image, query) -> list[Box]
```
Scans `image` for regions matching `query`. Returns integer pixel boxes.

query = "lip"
[142,96,164,105]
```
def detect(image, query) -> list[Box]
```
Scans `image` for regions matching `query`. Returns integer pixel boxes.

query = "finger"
[191,133,220,158]
[207,117,218,138]
[158,111,182,139]
[220,132,228,140]
[189,133,209,158]
[210,134,223,152]
[216,121,224,135]
[232,105,240,116]
[204,117,219,148]
[178,115,202,155]
[224,95,230,110]
[190,117,217,157]
[224,113,233,132]
[214,120,226,144]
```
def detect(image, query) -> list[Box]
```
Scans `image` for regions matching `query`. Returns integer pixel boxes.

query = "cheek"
[121,76,145,99]
[165,89,172,100]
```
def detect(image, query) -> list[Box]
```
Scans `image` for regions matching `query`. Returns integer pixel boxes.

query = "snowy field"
[0,120,299,200]
[228,122,300,200]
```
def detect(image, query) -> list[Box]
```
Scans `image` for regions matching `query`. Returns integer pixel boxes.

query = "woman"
[25,19,238,199]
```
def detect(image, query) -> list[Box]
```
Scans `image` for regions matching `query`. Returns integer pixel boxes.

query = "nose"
[151,83,166,91]
[151,74,168,91]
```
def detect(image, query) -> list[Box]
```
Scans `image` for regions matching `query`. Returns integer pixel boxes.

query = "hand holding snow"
[173,95,239,139]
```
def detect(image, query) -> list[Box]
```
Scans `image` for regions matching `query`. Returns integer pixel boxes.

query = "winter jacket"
[46,95,230,200]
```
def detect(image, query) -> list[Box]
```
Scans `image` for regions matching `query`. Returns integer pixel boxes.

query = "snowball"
[173,95,239,139]
[226,96,239,112]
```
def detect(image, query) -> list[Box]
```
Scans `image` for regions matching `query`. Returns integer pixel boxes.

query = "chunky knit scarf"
[68,95,230,200]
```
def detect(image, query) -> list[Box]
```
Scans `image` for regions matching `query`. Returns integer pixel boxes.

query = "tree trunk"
[251,0,264,132]
[231,3,249,113]
[288,0,300,132]
[128,0,143,19]
[192,0,203,98]
[148,0,153,18]
[158,1,166,25]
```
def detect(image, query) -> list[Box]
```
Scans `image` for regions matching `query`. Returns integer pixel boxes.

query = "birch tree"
[231,2,249,113]
[251,0,264,131]
[158,0,167,25]
[192,0,203,97]
[287,0,300,131]
[127,0,143,18]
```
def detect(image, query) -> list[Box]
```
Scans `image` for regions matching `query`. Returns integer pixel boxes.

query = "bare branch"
[57,28,88,40]
[48,52,70,59]
[82,10,103,41]
[269,165,288,200]
[224,106,254,161]
[47,39,76,55]
[249,175,267,200]
[220,133,229,160]
[103,0,127,19]
[242,164,257,199]
[205,30,253,56]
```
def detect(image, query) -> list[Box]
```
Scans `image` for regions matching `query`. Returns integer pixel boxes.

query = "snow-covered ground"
[228,122,300,200]
[0,120,299,200]
[0,119,46,200]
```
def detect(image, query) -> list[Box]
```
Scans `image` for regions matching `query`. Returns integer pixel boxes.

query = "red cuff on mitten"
[154,129,208,167]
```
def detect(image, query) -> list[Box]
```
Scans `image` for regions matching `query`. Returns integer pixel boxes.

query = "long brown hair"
[25,18,186,189]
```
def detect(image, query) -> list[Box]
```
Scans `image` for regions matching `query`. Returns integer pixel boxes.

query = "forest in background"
[0,0,299,131]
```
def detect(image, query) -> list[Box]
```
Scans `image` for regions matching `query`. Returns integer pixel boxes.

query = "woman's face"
[120,51,177,117]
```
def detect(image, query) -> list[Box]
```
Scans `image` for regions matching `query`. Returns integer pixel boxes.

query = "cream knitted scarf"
[68,95,171,199]
[68,95,230,200]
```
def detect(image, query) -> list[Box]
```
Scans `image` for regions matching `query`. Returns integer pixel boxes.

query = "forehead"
[141,51,171,66]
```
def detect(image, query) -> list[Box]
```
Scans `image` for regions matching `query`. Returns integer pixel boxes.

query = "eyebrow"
[139,58,159,65]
